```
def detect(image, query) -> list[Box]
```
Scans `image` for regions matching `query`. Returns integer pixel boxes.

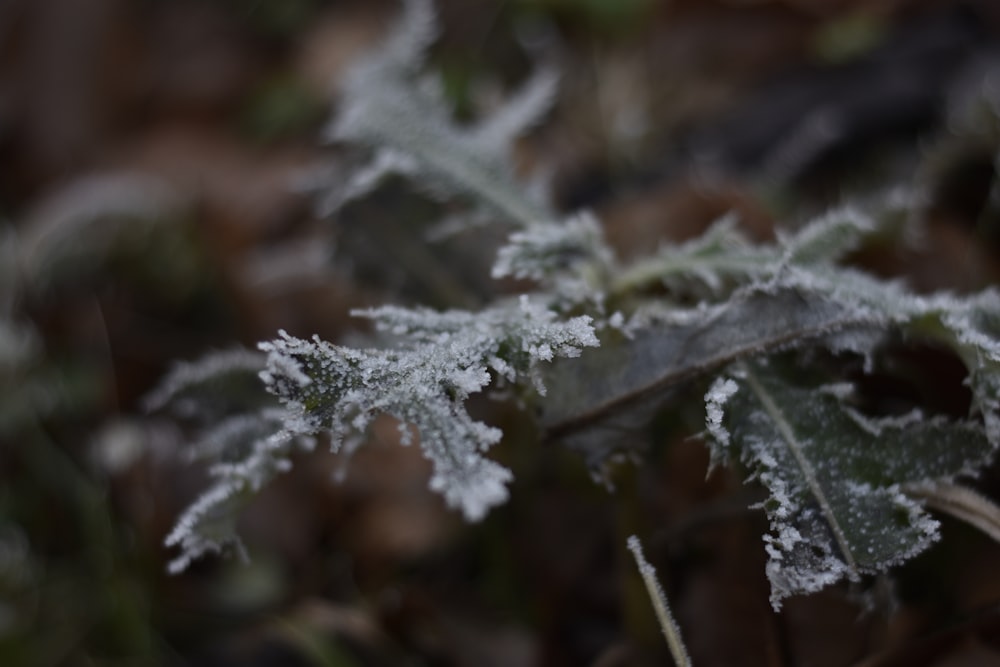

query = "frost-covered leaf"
[930,290,1000,444]
[258,297,597,521]
[17,172,189,293]
[162,420,313,574]
[492,211,610,282]
[320,0,616,301]
[156,0,604,570]
[145,350,310,572]
[767,279,1000,446]
[706,362,994,609]
[155,407,313,574]
[778,205,874,266]
[610,214,773,298]
[542,286,886,446]
[469,66,559,156]
[323,0,554,227]
[319,149,419,214]
[151,0,1000,600]
[491,210,615,304]
[143,348,269,420]
[611,204,881,300]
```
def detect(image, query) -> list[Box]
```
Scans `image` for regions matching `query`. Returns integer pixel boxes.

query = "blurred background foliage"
[3,0,1000,665]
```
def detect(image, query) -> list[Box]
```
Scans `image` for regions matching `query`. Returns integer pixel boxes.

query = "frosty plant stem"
[627,535,692,667]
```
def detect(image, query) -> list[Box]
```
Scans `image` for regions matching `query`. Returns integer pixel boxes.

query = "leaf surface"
[542,286,884,444]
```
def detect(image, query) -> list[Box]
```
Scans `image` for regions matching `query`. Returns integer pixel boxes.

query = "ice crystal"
[492,211,609,281]
[704,377,739,450]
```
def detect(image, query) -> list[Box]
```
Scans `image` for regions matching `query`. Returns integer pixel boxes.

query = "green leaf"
[707,361,995,609]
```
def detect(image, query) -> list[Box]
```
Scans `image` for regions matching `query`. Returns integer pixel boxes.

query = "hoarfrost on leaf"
[256,298,597,523]
[704,376,739,462]
[706,361,994,609]
[162,423,313,574]
[469,66,559,157]
[143,348,266,415]
[492,211,609,281]
[491,211,616,305]
[778,205,874,267]
[145,353,314,573]
[322,0,555,229]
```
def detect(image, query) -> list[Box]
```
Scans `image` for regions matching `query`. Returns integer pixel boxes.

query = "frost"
[542,285,886,438]
[313,0,620,308]
[704,377,739,461]
[145,351,313,572]
[319,149,418,214]
[612,214,771,298]
[470,66,559,157]
[316,0,618,302]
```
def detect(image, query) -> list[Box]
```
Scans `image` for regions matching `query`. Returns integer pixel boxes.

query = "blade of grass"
[627,535,692,667]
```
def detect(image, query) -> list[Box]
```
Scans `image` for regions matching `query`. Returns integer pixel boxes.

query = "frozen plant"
[153,0,1000,613]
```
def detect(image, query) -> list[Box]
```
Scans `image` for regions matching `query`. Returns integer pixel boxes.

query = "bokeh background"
[3,0,1000,665]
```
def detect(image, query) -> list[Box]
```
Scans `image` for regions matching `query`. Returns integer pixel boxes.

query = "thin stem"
[902,481,1000,544]
[626,535,692,667]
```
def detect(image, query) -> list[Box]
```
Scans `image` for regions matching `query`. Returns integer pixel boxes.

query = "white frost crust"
[255,298,597,523]
[704,377,739,448]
